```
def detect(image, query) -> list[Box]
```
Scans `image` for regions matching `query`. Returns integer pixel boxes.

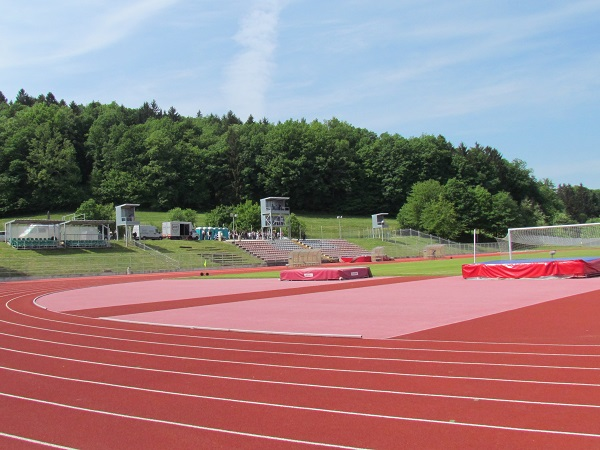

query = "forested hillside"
[1,89,599,239]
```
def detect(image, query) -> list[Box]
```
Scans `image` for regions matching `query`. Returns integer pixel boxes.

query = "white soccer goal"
[497,222,600,260]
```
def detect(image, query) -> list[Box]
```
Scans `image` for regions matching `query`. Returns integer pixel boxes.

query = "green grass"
[2,209,599,279]
[204,254,502,279]
[295,213,373,239]
[193,247,600,280]
[509,246,600,260]
[0,238,263,278]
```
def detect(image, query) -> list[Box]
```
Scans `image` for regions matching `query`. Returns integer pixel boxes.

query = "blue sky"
[2,0,599,188]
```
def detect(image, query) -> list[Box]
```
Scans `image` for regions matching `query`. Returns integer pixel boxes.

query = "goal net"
[496,223,600,260]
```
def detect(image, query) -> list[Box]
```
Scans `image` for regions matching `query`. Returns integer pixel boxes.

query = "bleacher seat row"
[232,239,370,265]
[10,238,60,249]
[9,238,109,250]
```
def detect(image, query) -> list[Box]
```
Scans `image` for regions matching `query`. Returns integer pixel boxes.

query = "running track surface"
[2,270,600,448]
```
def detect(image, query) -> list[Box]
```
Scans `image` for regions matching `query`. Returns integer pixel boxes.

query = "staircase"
[133,240,180,270]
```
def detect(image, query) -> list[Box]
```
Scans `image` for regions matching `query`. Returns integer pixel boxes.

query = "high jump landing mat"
[462,257,600,279]
[280,266,373,281]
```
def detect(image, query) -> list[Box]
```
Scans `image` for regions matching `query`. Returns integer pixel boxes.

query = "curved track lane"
[1,274,600,449]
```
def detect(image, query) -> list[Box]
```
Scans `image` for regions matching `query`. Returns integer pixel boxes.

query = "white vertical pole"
[473,229,477,263]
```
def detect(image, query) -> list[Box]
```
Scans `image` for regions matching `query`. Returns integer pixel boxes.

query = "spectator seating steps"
[232,239,370,264]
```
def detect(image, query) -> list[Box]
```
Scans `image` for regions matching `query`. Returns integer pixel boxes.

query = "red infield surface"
[38,276,600,339]
[2,269,600,448]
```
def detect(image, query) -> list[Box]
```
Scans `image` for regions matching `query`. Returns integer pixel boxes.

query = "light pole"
[230,213,238,236]
[337,216,343,239]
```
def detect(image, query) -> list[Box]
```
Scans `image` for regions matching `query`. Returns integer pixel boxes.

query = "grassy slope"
[2,210,598,278]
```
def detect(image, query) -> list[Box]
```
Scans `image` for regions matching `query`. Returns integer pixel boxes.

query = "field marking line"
[0,432,74,449]
[0,392,361,449]
[5,288,600,353]
[3,345,600,406]
[2,324,600,374]
[3,362,600,409]
[2,384,600,440]
[6,295,600,362]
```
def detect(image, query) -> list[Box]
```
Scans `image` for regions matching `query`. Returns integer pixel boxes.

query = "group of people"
[229,231,265,240]
[227,230,288,240]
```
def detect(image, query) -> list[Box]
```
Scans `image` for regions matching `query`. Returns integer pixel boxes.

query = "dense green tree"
[361,133,413,212]
[557,184,600,223]
[488,192,522,236]
[167,207,197,224]
[1,90,596,240]
[0,102,85,212]
[15,89,35,106]
[505,159,539,202]
[140,119,181,209]
[231,200,261,233]
[522,196,551,226]
[222,110,242,127]
[451,143,507,193]
[552,211,576,225]
[235,119,272,202]
[27,129,82,210]
[0,160,30,213]
[289,213,307,239]
[396,180,444,229]
[535,179,565,224]
[420,198,460,240]
[75,199,115,220]
[205,204,233,228]
[136,102,156,124]
[443,178,492,234]
[166,106,181,122]
[257,119,317,210]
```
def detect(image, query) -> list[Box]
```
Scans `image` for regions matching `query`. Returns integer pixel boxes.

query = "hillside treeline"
[1,90,599,239]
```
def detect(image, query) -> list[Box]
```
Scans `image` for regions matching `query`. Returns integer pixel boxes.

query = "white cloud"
[222,0,283,119]
[0,0,180,69]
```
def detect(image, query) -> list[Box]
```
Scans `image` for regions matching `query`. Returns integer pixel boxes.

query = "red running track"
[1,271,600,448]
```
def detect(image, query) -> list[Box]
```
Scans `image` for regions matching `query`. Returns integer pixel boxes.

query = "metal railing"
[0,230,504,279]
[0,252,262,280]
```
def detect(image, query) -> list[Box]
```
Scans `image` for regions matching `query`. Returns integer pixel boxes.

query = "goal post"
[500,222,600,260]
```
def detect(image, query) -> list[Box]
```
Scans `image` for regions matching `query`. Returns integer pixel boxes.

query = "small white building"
[115,203,140,244]
[5,219,111,249]
[162,221,196,240]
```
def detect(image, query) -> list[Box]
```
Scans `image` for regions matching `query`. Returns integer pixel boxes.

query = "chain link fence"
[307,227,501,259]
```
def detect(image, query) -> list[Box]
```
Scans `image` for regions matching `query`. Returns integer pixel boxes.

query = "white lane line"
[3,363,600,410]
[0,392,364,449]
[1,329,599,374]
[6,290,600,354]
[6,293,600,359]
[2,388,600,441]
[390,337,600,348]
[0,432,74,449]
[10,309,600,361]
[3,346,600,408]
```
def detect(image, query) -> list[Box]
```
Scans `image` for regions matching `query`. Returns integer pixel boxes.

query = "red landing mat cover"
[340,255,372,263]
[280,266,373,281]
[462,257,600,279]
